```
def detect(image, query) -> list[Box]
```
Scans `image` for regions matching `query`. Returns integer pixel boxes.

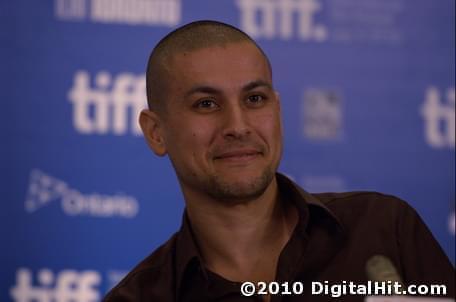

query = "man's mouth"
[213,149,262,161]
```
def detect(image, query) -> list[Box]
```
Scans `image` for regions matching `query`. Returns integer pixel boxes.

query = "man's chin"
[205,171,275,204]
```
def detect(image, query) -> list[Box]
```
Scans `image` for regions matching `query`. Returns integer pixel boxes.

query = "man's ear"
[274,90,281,112]
[139,109,167,156]
[274,90,284,133]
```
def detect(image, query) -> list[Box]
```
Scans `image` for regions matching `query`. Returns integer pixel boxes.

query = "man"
[104,20,454,301]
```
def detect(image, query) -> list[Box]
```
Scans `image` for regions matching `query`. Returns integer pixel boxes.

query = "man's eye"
[194,99,219,110]
[247,95,265,106]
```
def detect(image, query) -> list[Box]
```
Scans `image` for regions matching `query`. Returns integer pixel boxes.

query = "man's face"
[147,42,282,203]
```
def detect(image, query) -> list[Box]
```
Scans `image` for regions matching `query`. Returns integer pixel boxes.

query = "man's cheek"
[256,115,281,135]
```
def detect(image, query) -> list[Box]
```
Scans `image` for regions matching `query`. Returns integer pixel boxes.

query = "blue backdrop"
[2,0,455,300]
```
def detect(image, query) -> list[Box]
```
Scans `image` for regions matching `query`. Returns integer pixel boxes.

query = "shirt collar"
[275,173,345,234]
[175,211,204,299]
[174,172,345,297]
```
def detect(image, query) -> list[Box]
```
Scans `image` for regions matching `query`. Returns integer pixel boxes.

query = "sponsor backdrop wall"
[2,0,455,300]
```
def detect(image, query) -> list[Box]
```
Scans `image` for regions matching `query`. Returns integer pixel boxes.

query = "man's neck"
[184,177,298,283]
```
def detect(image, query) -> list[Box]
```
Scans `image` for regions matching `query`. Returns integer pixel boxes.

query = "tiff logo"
[68,70,145,136]
[10,268,100,302]
[236,0,327,41]
[420,86,455,149]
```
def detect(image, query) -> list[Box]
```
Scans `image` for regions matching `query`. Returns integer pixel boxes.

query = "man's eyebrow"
[184,80,273,98]
[242,80,273,91]
[185,85,221,98]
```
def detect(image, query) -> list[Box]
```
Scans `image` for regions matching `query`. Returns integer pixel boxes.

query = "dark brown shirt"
[104,173,455,301]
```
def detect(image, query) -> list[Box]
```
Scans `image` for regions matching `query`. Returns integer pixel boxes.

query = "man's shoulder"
[311,191,416,227]
[314,190,410,209]
[279,174,414,219]
[312,191,407,206]
[103,233,178,301]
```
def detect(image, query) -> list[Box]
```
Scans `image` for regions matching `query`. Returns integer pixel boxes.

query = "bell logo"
[420,86,455,149]
[68,70,145,136]
[236,0,327,41]
[10,268,101,302]
[55,0,181,26]
[301,88,343,140]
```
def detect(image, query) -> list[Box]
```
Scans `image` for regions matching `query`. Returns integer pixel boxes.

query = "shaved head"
[146,20,271,113]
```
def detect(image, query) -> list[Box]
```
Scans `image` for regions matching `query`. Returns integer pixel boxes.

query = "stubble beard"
[202,165,276,204]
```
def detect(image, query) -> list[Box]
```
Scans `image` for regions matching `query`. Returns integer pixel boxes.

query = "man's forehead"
[164,42,272,79]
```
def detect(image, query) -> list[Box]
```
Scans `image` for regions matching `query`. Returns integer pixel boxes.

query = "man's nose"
[221,103,251,139]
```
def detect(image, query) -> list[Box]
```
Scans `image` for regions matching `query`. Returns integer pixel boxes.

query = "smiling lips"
[213,149,262,162]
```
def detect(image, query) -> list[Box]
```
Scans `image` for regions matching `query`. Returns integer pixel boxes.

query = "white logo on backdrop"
[68,71,145,136]
[236,0,327,41]
[301,175,346,193]
[55,0,181,26]
[302,89,343,140]
[55,0,86,20]
[25,169,139,218]
[420,86,455,149]
[283,173,346,194]
[326,0,404,44]
[10,268,101,302]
